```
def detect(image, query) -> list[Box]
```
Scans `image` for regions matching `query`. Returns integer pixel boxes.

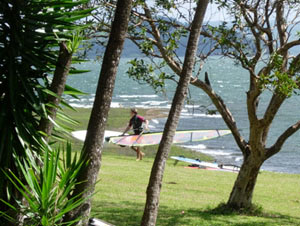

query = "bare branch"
[288,52,300,77]
[143,4,182,75]
[238,1,263,66]
[262,93,285,125]
[277,40,300,55]
[266,120,300,159]
[263,0,276,53]
[134,3,248,153]
[190,77,248,154]
[276,1,287,47]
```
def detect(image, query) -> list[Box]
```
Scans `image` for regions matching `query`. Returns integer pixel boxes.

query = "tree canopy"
[87,0,300,209]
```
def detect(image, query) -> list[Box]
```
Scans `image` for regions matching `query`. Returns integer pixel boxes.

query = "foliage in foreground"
[1,143,88,226]
[0,0,92,214]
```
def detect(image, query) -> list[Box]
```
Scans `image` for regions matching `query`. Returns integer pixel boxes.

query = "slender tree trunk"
[39,42,72,139]
[141,1,209,225]
[227,148,263,209]
[63,1,132,225]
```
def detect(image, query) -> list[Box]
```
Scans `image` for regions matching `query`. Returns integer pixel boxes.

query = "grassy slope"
[65,108,300,226]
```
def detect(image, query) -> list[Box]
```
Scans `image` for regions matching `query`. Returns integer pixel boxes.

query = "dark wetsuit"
[129,115,146,135]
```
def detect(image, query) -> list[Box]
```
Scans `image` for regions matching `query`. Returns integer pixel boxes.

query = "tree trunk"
[39,42,72,139]
[227,150,263,209]
[141,1,209,225]
[63,1,132,225]
[124,0,300,212]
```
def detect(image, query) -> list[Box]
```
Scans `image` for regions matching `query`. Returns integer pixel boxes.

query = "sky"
[147,1,230,23]
[204,3,229,22]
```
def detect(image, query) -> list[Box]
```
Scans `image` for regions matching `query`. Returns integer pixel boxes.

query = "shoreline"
[137,108,169,121]
[69,107,300,175]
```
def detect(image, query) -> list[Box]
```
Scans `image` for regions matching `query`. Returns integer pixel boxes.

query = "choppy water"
[66,57,300,174]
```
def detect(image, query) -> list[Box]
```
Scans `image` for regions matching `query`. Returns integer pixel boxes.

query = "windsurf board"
[171,156,219,168]
[171,156,240,172]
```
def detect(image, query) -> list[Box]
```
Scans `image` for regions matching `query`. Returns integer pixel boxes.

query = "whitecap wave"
[180,144,207,150]
[180,113,222,118]
[142,101,169,106]
[69,103,93,108]
[199,149,232,156]
[118,94,159,98]
[151,119,159,124]
[134,104,171,109]
[111,102,122,108]
[69,102,122,108]
[180,144,234,157]
[234,157,243,162]
[184,104,201,109]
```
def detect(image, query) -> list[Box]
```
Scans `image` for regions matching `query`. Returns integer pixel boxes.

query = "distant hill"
[86,36,219,59]
[85,22,300,59]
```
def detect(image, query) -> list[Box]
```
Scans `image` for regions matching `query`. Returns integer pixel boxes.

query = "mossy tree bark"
[141,1,209,225]
[38,42,72,140]
[62,1,133,225]
[227,149,263,209]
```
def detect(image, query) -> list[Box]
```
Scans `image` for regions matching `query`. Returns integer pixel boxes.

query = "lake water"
[66,57,300,174]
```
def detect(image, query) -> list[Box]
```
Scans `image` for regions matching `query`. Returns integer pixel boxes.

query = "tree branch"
[238,1,263,67]
[277,40,300,55]
[276,1,287,47]
[265,120,300,159]
[141,3,248,154]
[39,42,72,140]
[263,93,285,126]
[143,4,182,75]
[263,0,275,53]
[190,77,248,154]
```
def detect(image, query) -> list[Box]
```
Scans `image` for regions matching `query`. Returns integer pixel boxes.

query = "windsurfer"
[122,108,149,161]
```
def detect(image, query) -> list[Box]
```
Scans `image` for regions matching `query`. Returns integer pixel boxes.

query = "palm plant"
[1,143,88,226]
[0,0,93,221]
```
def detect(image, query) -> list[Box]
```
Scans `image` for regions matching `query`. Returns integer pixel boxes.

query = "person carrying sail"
[122,108,149,161]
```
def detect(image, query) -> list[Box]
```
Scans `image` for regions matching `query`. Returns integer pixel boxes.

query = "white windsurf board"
[71,130,123,142]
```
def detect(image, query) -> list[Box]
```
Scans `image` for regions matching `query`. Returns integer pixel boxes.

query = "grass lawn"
[65,108,300,226]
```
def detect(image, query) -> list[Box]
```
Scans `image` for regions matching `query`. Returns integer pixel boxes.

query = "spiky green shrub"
[1,143,88,226]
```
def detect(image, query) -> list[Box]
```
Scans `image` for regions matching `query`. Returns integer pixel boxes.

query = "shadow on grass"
[91,200,300,226]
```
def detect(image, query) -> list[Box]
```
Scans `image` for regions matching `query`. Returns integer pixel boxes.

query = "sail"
[107,129,231,147]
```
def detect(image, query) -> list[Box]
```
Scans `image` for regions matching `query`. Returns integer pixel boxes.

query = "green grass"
[91,156,300,226]
[63,107,162,131]
[64,108,300,226]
